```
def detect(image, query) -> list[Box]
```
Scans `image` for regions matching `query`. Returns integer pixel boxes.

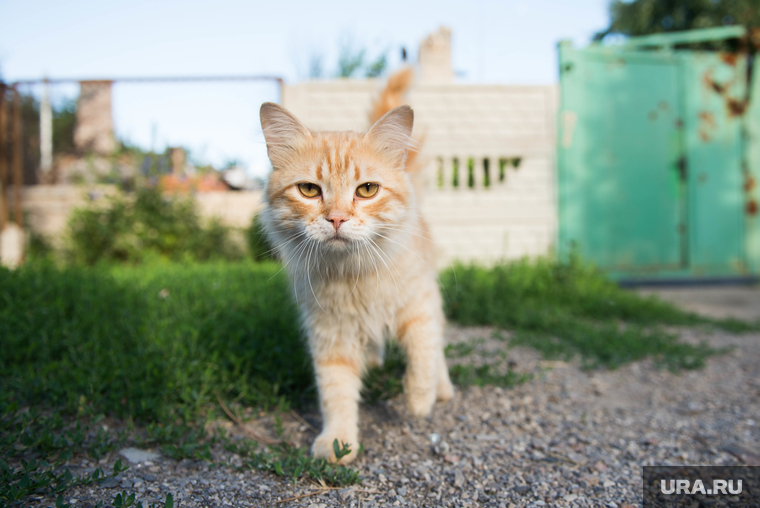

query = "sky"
[0,0,610,178]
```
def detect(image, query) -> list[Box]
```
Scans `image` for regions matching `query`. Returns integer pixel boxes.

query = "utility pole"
[13,87,23,227]
[40,79,53,174]
[0,84,8,230]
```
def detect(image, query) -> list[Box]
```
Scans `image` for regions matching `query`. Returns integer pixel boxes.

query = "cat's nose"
[326,212,349,231]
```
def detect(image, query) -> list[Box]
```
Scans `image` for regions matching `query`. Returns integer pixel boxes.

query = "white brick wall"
[284,79,558,267]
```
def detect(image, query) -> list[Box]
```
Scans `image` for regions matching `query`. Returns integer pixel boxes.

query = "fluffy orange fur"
[259,72,453,464]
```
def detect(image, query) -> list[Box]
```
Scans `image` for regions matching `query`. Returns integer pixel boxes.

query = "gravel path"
[39,316,760,508]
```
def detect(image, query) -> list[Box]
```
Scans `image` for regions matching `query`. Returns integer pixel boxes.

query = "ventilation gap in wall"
[483,158,490,188]
[452,158,460,188]
[467,158,474,188]
[436,157,444,188]
[499,158,508,183]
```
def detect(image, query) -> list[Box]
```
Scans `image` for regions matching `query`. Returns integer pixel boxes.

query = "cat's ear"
[260,102,312,169]
[365,105,414,166]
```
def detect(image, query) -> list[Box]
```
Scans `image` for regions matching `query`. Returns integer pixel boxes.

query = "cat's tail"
[369,67,426,181]
[369,66,415,125]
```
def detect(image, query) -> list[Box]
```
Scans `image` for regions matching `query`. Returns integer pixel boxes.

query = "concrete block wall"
[283,79,558,267]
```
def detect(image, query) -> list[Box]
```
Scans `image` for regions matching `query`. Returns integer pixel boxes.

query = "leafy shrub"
[66,186,244,264]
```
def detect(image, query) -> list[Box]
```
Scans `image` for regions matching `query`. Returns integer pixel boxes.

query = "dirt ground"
[636,285,760,322]
[35,285,760,508]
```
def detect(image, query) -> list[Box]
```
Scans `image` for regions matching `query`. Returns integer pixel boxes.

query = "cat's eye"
[356,183,379,199]
[298,182,321,198]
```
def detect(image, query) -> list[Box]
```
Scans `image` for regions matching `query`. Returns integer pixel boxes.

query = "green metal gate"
[557,26,760,282]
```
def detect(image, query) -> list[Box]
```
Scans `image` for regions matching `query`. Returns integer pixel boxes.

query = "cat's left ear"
[260,102,312,169]
[365,105,414,167]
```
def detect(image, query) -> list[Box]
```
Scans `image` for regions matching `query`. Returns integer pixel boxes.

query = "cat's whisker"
[280,235,312,287]
[265,229,308,258]
[366,237,403,306]
[376,224,435,243]
[361,238,381,305]
[376,217,432,234]
[287,239,310,303]
[371,230,454,304]
[280,234,309,269]
[368,237,408,288]
[379,222,459,304]
[305,239,325,312]
[266,232,310,281]
[346,241,361,301]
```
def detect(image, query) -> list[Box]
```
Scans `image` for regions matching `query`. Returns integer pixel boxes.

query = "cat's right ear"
[260,102,312,169]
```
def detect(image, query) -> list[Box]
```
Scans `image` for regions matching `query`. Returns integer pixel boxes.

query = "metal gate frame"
[557,26,760,283]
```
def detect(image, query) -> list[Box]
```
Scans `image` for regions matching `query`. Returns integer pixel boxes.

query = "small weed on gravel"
[225,437,361,486]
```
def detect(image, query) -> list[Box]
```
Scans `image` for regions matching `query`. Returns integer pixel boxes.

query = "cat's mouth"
[324,232,352,247]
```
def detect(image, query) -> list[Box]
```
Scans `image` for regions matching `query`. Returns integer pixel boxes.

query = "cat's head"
[259,102,416,259]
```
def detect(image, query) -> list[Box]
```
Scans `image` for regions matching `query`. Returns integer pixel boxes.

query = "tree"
[335,39,389,78]
[299,36,390,80]
[596,0,760,40]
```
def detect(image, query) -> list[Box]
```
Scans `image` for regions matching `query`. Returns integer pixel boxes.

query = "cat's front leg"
[397,311,442,417]
[310,347,363,464]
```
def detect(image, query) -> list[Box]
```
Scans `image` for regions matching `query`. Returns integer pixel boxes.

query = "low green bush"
[66,186,244,265]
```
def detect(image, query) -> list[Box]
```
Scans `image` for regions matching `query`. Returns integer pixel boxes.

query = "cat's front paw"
[312,432,359,464]
[405,388,436,418]
[436,376,455,402]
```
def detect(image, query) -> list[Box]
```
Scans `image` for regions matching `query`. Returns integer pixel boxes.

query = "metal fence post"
[40,78,53,174]
[0,84,7,230]
[12,86,23,227]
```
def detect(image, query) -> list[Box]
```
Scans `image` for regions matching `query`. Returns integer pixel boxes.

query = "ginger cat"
[259,91,454,464]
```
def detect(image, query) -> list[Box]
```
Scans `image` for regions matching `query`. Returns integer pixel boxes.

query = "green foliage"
[245,214,275,262]
[0,261,310,422]
[12,93,78,185]
[226,438,360,487]
[337,44,366,78]
[446,334,532,388]
[332,36,389,78]
[439,256,749,370]
[52,100,77,155]
[66,186,244,265]
[19,94,40,184]
[365,53,389,78]
[2,253,755,504]
[0,400,131,507]
[361,343,407,404]
[449,363,531,388]
[598,0,760,40]
[96,491,173,508]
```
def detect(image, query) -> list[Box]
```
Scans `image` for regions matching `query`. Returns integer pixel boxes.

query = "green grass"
[0,260,323,506]
[439,256,755,369]
[2,256,757,505]
[1,261,310,423]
